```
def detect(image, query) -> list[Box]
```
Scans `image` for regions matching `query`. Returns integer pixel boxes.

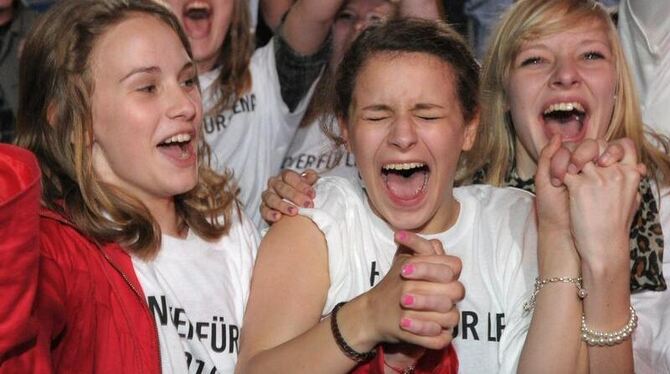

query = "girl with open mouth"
[237,19,600,374]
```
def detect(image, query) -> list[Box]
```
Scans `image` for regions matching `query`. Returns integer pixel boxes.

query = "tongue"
[386,171,427,200]
[544,116,582,139]
[182,13,211,39]
[158,143,191,160]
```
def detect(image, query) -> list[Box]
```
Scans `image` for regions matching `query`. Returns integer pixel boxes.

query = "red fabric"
[0,145,41,369]
[0,145,161,374]
[350,344,458,374]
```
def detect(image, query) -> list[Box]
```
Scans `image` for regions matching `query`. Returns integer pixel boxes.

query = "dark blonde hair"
[207,0,254,114]
[15,0,237,259]
[472,0,670,186]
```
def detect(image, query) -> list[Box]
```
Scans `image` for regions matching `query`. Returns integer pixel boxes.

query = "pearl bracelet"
[523,276,587,312]
[581,305,638,346]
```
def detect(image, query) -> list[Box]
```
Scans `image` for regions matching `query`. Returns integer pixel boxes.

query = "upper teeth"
[163,133,191,144]
[544,102,585,114]
[382,162,425,171]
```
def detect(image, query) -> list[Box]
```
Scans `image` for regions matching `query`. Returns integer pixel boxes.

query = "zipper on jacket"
[99,249,163,373]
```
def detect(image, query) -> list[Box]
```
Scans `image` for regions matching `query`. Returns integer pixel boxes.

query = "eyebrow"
[521,38,610,51]
[120,66,160,82]
[413,103,445,110]
[119,62,194,82]
[360,104,391,111]
[359,103,446,112]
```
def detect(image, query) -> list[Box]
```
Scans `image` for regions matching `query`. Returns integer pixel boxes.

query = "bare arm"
[518,136,586,373]
[281,0,344,56]
[396,0,444,20]
[520,137,639,373]
[563,138,640,374]
[236,215,462,373]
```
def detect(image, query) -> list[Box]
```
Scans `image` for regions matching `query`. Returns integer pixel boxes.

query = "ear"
[338,115,352,152]
[461,111,479,152]
[46,101,58,128]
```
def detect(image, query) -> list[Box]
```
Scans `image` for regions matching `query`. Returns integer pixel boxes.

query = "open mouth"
[157,132,195,161]
[381,162,430,202]
[182,1,211,39]
[542,101,587,140]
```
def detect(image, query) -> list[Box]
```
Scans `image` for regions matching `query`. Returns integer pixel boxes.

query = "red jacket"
[0,145,160,374]
[351,344,458,374]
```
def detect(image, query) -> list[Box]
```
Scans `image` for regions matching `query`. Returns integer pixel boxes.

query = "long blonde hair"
[15,0,237,259]
[469,0,670,186]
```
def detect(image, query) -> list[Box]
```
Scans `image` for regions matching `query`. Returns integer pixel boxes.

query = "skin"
[164,0,346,74]
[331,0,395,68]
[260,0,445,223]
[164,0,233,74]
[237,52,467,373]
[340,52,478,234]
[506,21,617,179]
[509,19,638,374]
[0,0,13,26]
[89,14,202,237]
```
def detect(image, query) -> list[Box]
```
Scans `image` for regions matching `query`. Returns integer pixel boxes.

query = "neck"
[412,193,461,235]
[514,138,538,180]
[145,197,185,239]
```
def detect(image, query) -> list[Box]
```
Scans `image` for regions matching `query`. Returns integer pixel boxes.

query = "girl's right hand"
[260,169,319,223]
[358,231,464,350]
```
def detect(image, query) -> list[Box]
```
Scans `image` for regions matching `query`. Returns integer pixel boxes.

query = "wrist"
[335,296,381,353]
[579,240,630,280]
[537,231,580,276]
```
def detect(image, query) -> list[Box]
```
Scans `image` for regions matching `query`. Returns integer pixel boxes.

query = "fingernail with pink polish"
[401,264,414,276]
[396,231,407,241]
[402,294,414,306]
[303,201,312,208]
[288,206,297,214]
[306,189,316,199]
[400,318,412,329]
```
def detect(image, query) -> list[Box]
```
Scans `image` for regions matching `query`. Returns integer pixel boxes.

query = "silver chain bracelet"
[523,276,587,312]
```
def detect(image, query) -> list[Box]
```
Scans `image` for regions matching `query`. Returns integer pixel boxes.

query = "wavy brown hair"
[472,0,670,186]
[15,0,238,259]
[206,0,254,115]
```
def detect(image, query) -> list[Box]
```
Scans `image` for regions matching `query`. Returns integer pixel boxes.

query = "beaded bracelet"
[581,305,638,346]
[523,276,587,312]
[330,302,377,362]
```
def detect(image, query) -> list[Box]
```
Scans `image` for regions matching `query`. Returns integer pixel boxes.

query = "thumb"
[394,230,442,256]
[536,135,563,187]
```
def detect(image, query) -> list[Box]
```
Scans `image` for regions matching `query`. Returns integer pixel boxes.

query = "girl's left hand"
[562,157,643,268]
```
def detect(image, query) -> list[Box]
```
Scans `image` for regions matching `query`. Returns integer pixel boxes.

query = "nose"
[387,114,418,150]
[167,84,198,122]
[551,57,581,89]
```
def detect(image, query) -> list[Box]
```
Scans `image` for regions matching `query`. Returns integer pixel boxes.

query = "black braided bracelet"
[330,302,377,362]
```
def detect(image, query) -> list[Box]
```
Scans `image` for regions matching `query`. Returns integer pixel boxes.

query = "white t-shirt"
[298,177,538,374]
[282,117,360,183]
[618,0,670,136]
[133,209,259,374]
[200,39,315,227]
[631,186,670,374]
